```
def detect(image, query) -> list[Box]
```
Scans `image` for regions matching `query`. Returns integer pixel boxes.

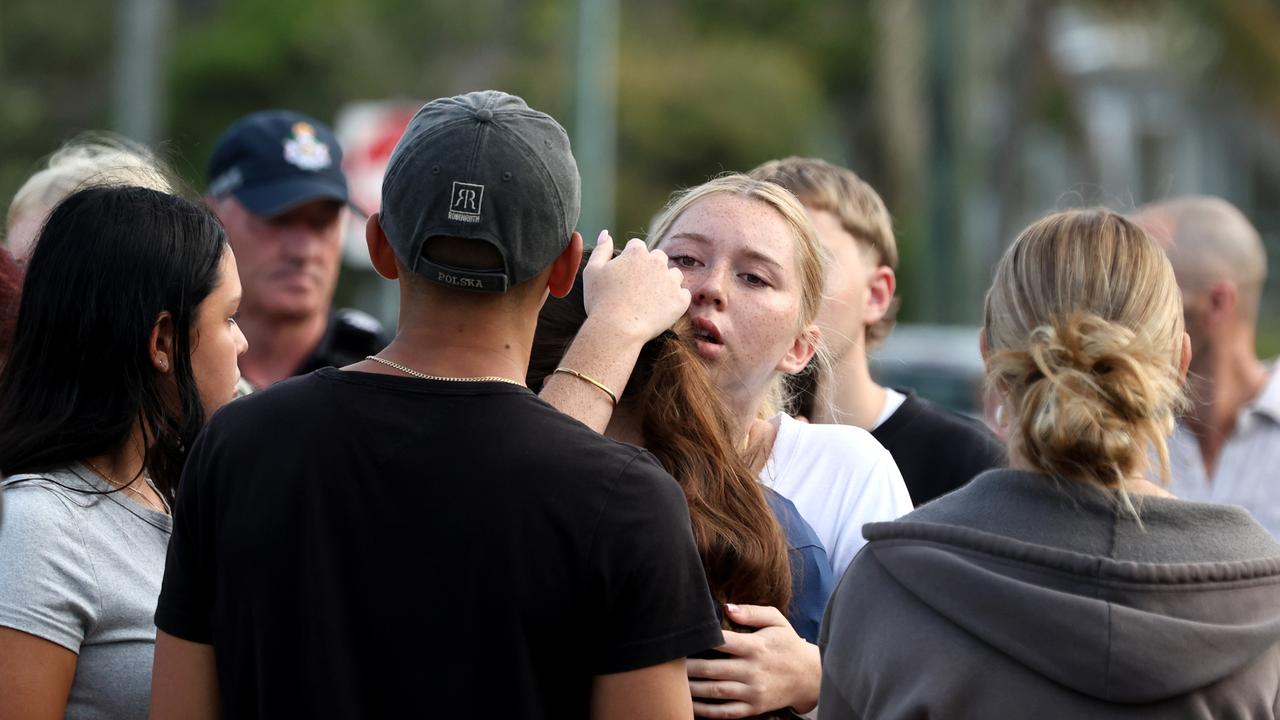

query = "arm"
[540,232,690,431]
[592,658,694,720]
[150,630,219,720]
[0,628,76,720]
[686,604,821,718]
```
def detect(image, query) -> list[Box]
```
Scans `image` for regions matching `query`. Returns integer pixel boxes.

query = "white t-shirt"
[760,413,913,580]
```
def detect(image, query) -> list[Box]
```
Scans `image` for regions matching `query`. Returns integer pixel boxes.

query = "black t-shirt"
[156,368,723,719]
[871,390,1007,506]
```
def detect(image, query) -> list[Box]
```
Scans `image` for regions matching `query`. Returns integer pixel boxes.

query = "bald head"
[1134,196,1266,321]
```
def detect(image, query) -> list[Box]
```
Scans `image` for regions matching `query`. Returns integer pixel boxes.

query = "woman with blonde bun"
[819,208,1280,719]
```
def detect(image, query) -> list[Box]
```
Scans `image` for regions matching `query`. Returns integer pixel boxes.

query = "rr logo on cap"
[448,182,484,223]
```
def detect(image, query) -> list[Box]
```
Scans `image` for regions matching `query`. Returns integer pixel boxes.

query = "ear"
[1205,281,1237,327]
[777,324,821,375]
[366,213,400,281]
[150,311,176,374]
[547,232,584,299]
[1178,331,1192,384]
[862,265,896,326]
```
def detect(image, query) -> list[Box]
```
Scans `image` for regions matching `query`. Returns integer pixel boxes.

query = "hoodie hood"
[864,518,1280,703]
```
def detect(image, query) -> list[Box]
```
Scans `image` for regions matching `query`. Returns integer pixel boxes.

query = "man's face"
[213,196,346,322]
[808,208,876,361]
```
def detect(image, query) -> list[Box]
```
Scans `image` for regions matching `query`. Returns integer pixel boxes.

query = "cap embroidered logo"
[283,122,333,171]
[448,182,484,223]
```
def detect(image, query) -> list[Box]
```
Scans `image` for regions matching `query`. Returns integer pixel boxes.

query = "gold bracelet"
[553,367,618,406]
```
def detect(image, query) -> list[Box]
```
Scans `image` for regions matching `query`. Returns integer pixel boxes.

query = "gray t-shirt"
[0,465,171,719]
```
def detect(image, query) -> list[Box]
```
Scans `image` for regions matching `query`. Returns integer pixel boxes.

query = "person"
[820,208,1280,719]
[541,174,912,718]
[529,244,835,646]
[1134,197,1280,537]
[206,110,386,390]
[4,133,176,261]
[0,185,247,719]
[750,157,1004,505]
[151,90,723,720]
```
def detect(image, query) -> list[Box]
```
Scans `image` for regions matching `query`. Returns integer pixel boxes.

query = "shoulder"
[882,393,999,445]
[1,473,94,526]
[776,414,896,471]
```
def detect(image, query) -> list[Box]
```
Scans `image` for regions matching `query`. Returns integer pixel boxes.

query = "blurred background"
[4,0,1280,408]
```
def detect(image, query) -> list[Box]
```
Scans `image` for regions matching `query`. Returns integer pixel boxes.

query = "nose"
[279,224,326,263]
[234,322,249,357]
[690,263,727,309]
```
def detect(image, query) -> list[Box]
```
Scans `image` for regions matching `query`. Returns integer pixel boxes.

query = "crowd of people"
[0,88,1278,719]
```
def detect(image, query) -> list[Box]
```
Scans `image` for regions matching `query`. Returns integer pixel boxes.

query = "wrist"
[578,313,655,351]
[790,642,821,714]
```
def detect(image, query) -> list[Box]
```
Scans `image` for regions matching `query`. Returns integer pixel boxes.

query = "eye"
[228,312,240,327]
[670,255,702,269]
[739,273,769,287]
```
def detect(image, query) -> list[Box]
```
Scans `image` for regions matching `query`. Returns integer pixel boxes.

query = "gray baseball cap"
[379,91,581,293]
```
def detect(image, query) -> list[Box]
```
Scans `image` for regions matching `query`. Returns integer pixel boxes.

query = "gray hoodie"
[819,469,1280,719]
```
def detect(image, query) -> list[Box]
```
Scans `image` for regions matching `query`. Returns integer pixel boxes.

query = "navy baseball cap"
[380,91,581,293]
[207,110,350,217]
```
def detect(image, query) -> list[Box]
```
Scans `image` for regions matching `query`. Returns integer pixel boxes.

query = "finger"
[724,603,789,630]
[690,700,757,719]
[688,679,753,702]
[713,630,760,659]
[587,230,614,270]
[686,657,750,682]
[623,237,647,255]
[649,247,668,265]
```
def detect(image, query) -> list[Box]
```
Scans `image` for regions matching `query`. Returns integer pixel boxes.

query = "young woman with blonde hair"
[819,208,1280,719]
[540,174,910,718]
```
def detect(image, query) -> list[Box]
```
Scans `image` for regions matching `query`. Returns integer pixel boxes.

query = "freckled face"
[657,193,811,410]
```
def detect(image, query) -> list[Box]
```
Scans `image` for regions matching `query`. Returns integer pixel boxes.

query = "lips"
[690,316,726,360]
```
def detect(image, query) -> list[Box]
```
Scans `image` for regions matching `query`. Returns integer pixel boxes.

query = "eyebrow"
[668,232,785,274]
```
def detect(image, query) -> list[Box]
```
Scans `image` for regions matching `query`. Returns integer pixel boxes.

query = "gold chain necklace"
[365,355,524,387]
[83,460,168,514]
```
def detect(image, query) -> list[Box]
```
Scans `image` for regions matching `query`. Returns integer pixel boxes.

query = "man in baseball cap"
[152,91,721,719]
[206,110,385,392]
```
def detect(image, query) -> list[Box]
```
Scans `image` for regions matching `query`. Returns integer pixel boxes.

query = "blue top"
[764,488,835,643]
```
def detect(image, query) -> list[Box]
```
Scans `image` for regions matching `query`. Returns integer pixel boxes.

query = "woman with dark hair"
[0,185,247,719]
[531,250,834,720]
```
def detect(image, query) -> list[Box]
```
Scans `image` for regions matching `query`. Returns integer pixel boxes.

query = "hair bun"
[995,311,1183,488]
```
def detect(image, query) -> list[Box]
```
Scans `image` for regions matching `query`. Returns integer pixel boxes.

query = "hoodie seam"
[866,521,1280,584]
[871,536,1280,595]
[1103,600,1113,700]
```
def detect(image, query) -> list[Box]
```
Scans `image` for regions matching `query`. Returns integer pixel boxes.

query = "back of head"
[6,133,177,259]
[529,264,791,617]
[0,185,227,501]
[984,208,1186,509]
[648,173,829,417]
[749,156,899,344]
[1135,196,1266,321]
[379,91,580,305]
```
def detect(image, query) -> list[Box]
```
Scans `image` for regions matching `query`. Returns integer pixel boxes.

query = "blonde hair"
[6,134,176,257]
[749,157,899,345]
[648,174,828,417]
[984,208,1186,514]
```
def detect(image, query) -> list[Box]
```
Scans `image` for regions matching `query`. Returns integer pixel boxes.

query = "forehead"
[663,193,796,264]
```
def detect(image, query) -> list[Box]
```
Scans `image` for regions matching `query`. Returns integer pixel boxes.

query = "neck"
[1183,336,1268,475]
[367,294,535,384]
[812,343,886,429]
[82,425,147,486]
[1007,448,1174,498]
[237,309,328,387]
